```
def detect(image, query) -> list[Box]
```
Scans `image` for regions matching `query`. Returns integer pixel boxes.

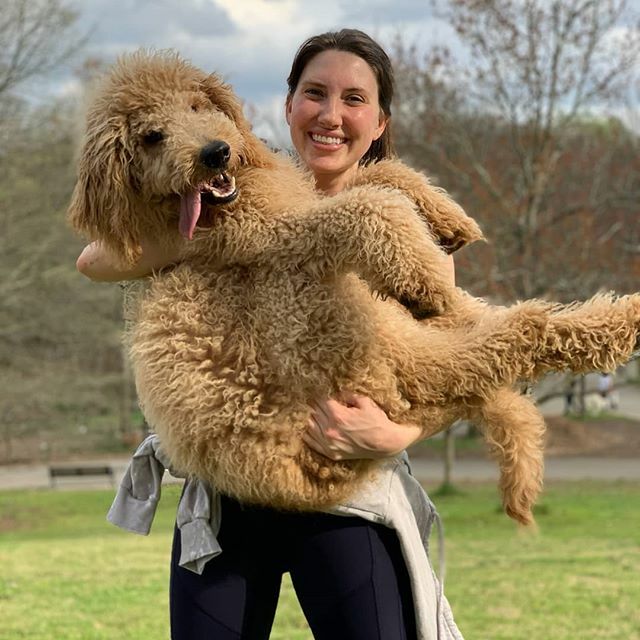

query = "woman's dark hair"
[287,28,395,164]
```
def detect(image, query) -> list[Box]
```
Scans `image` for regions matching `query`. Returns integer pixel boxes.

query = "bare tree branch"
[0,0,85,99]
[395,0,640,301]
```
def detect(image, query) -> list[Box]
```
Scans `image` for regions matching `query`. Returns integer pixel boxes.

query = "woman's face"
[285,49,387,194]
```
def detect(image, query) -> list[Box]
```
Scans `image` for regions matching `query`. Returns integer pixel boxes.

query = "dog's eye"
[143,130,164,145]
[191,103,199,112]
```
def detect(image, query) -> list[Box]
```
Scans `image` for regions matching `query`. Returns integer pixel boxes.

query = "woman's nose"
[317,97,342,128]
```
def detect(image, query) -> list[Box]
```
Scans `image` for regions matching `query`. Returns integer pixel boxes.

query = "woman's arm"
[76,238,183,282]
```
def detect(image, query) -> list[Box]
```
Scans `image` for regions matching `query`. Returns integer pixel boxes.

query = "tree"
[393,0,640,301]
[0,0,84,99]
[0,100,128,462]
[0,3,128,461]
[392,1,640,486]
[0,0,86,301]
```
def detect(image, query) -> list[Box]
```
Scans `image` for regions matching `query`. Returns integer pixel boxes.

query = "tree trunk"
[443,425,456,487]
[118,344,132,438]
[577,375,587,417]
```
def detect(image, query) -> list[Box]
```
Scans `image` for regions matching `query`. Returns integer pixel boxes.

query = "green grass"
[1,481,639,639]
[409,433,485,457]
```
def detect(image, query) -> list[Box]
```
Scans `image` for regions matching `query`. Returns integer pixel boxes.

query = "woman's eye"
[346,94,365,104]
[304,88,323,98]
[143,130,164,145]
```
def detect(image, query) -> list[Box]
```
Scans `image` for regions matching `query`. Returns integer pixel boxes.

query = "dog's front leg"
[352,159,484,253]
[269,186,456,318]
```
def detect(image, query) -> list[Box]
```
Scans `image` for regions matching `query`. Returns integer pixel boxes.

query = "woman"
[78,29,463,640]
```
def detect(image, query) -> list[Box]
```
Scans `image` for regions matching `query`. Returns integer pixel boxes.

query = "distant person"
[597,373,616,410]
[563,375,577,415]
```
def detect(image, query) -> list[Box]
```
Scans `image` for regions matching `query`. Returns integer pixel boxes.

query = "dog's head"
[68,50,274,265]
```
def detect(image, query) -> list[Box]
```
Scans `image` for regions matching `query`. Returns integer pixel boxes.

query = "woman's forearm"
[76,238,183,282]
[304,394,425,460]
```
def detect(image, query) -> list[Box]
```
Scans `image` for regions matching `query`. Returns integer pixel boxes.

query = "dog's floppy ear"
[199,73,275,169]
[68,115,142,266]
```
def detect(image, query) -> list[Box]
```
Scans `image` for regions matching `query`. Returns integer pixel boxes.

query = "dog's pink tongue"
[179,190,202,240]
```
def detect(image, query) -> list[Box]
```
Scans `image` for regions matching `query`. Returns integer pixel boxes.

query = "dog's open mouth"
[202,172,237,204]
[179,172,238,240]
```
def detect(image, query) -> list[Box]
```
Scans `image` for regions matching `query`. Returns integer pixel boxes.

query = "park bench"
[48,464,115,488]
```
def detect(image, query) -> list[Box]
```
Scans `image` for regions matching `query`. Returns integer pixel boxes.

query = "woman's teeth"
[311,133,344,145]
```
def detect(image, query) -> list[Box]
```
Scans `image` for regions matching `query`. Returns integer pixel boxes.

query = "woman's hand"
[303,392,423,460]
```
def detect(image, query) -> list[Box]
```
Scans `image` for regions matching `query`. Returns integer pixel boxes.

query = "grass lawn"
[0,480,638,639]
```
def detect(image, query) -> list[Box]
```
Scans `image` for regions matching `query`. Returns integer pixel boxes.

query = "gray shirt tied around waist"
[108,434,464,640]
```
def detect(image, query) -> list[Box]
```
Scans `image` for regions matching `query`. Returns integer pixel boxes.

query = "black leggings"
[170,494,417,640]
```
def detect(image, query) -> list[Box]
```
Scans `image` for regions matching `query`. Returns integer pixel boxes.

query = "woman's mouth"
[309,132,346,146]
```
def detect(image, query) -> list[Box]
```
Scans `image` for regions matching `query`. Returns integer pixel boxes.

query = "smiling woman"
[75,29,464,640]
[285,49,388,194]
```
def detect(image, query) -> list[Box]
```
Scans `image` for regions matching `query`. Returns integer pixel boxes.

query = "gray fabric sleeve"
[175,479,223,574]
[107,434,167,535]
[106,434,224,574]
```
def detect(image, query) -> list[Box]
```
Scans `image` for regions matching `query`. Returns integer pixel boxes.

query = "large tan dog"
[69,52,640,525]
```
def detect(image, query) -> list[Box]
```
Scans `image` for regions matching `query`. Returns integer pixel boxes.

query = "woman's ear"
[285,95,292,126]
[67,116,142,266]
[373,111,388,141]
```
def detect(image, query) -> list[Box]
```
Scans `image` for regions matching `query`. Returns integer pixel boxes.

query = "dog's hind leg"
[407,294,640,404]
[406,298,553,402]
[534,293,640,375]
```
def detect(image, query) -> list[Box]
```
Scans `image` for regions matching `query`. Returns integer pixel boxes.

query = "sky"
[42,0,640,142]
[51,0,455,142]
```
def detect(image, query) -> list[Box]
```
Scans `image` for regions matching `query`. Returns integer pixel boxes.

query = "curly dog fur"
[69,51,640,525]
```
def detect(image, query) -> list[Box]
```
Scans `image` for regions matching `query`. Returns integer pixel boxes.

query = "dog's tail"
[473,387,545,526]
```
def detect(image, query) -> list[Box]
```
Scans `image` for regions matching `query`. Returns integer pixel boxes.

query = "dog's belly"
[130,264,303,422]
[126,264,416,508]
[128,266,333,474]
[246,272,389,396]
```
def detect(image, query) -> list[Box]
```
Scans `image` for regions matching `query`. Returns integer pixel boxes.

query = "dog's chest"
[242,270,379,387]
[138,265,383,398]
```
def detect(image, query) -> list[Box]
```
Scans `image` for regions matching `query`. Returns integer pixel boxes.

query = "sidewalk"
[0,453,638,491]
[0,457,181,491]
[411,456,640,484]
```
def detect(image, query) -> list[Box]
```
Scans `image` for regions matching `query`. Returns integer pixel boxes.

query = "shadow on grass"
[433,481,466,497]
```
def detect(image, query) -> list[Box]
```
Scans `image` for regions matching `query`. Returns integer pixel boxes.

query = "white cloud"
[42,0,446,106]
[214,0,299,28]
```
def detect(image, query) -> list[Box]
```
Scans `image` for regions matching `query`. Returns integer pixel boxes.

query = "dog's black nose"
[200,140,231,169]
